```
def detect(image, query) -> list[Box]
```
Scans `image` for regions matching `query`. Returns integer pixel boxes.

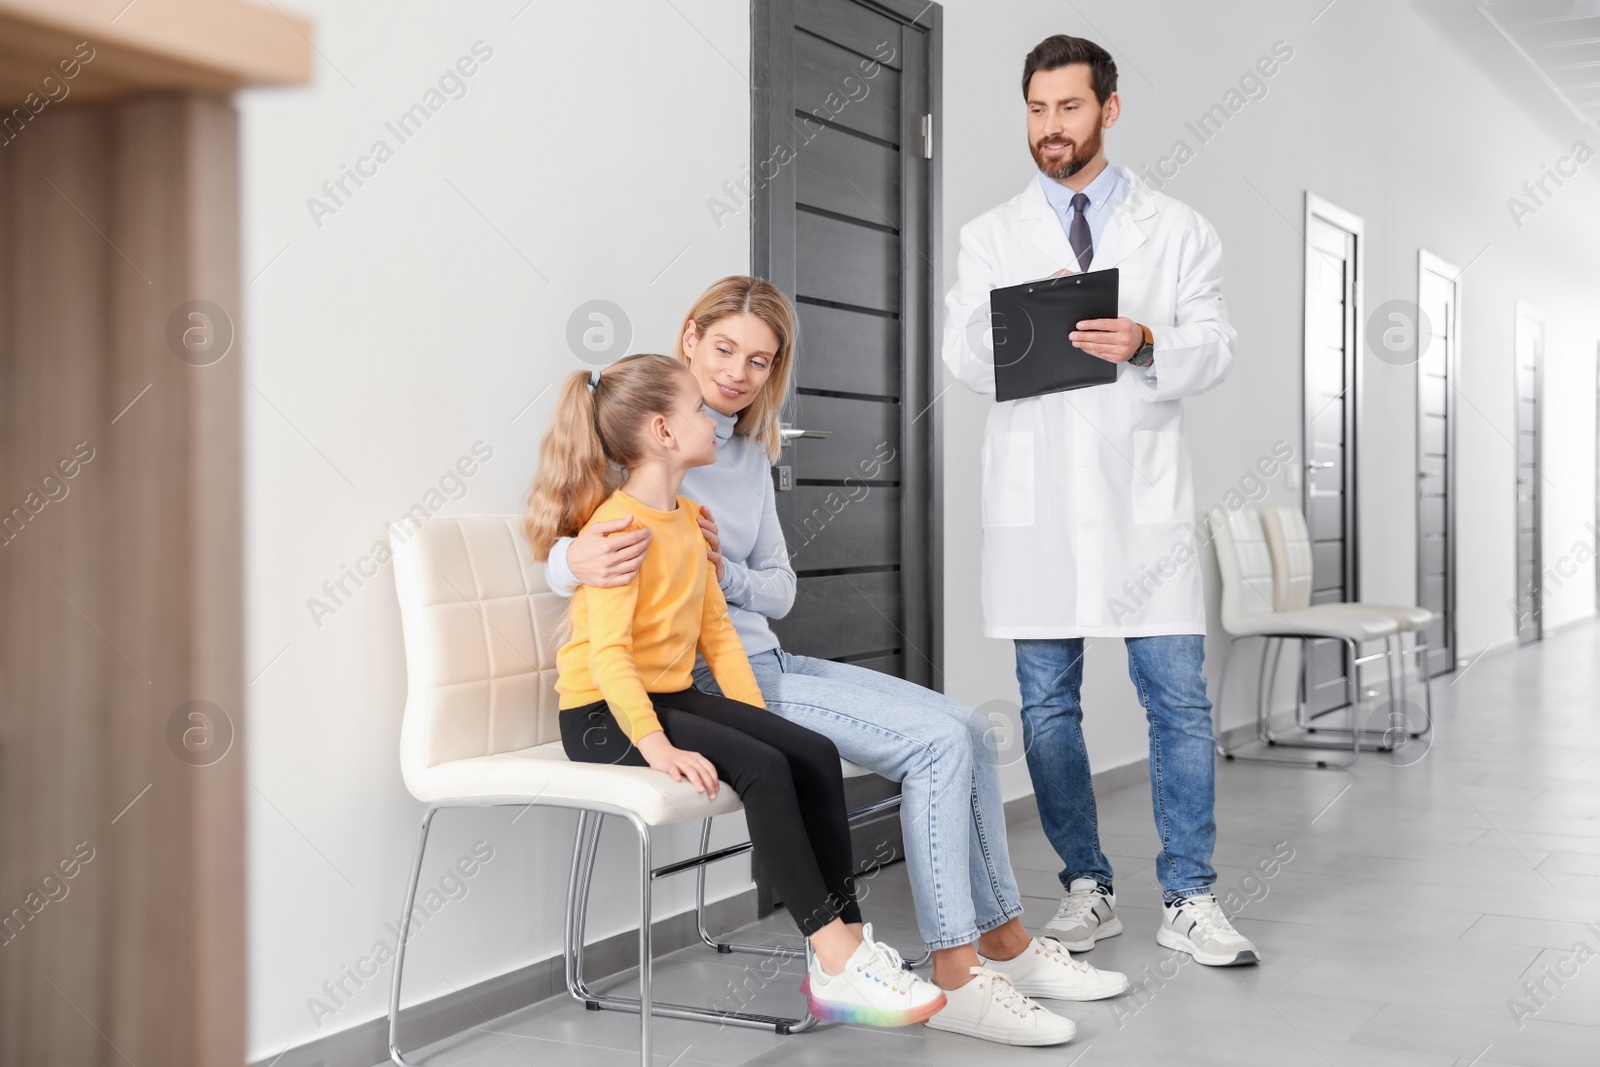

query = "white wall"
[240,0,1600,1058]
[239,1,751,1059]
[935,0,1600,795]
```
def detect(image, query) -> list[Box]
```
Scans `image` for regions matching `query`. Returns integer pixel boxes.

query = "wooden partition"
[0,4,309,1065]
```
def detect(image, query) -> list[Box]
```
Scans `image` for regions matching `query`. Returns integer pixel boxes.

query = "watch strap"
[1131,322,1155,366]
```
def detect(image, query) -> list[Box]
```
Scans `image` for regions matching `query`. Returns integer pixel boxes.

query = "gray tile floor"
[399,621,1600,1067]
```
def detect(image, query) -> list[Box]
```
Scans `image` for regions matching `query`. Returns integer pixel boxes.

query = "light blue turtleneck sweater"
[544,404,793,664]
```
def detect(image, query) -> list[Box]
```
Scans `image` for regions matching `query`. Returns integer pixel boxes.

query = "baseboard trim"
[251,889,758,1067]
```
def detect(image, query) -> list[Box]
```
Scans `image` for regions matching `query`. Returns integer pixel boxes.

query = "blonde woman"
[543,277,1129,1046]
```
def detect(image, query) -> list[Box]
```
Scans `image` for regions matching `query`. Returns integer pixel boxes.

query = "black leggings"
[560,687,862,937]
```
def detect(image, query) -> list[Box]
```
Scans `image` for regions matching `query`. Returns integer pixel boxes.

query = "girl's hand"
[635,732,720,800]
[697,505,725,584]
[569,516,652,586]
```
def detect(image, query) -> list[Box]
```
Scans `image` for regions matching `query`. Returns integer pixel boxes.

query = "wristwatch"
[1129,323,1155,367]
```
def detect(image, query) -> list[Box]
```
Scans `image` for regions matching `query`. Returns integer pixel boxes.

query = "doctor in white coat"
[941,34,1259,968]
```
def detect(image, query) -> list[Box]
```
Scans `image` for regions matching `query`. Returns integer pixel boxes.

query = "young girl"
[525,352,945,1027]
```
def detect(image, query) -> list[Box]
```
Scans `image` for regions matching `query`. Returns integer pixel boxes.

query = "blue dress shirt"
[1038,164,1128,263]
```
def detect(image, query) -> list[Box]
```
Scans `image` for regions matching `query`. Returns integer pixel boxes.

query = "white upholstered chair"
[1212,508,1399,768]
[1259,506,1435,747]
[386,515,904,1066]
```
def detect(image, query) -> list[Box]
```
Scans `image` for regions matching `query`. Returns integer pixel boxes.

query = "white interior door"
[1514,302,1544,645]
[1417,251,1460,677]
[1301,194,1364,718]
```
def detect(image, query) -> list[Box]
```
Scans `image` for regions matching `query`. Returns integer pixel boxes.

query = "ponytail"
[525,369,611,559]
[524,355,691,560]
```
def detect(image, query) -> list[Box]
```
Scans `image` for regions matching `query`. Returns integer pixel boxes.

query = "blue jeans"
[1014,635,1217,903]
[694,648,1025,951]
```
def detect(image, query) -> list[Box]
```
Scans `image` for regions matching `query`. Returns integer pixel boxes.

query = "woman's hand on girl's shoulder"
[635,731,720,800]
[570,516,651,587]
[697,505,725,583]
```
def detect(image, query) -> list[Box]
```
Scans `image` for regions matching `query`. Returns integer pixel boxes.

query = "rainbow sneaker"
[805,923,945,1027]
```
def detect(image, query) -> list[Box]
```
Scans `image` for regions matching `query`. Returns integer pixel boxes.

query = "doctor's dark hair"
[523,353,694,560]
[1022,35,1118,105]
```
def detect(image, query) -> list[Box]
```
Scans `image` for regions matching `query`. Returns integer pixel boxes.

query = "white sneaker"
[1157,894,1260,966]
[979,935,1131,1001]
[805,923,946,1027]
[923,966,1076,1046]
[1044,878,1122,951]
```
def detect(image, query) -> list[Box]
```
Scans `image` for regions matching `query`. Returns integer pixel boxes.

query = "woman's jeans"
[1013,635,1218,903]
[693,648,1025,951]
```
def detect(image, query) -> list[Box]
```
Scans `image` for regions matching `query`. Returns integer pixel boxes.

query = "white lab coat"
[940,166,1236,638]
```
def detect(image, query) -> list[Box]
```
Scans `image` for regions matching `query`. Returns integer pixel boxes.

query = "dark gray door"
[1416,253,1458,678]
[752,0,940,884]
[1301,197,1362,719]
[1514,304,1544,645]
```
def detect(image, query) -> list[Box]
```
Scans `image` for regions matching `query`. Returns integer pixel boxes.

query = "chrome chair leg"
[1296,633,1411,750]
[564,811,602,999]
[693,814,931,970]
[787,940,820,1034]
[1255,636,1284,747]
[1414,635,1434,737]
[1203,646,1228,764]
[694,817,801,959]
[1379,631,1433,738]
[1319,630,1433,744]
[388,806,439,1067]
[1213,634,1257,759]
[1221,635,1359,769]
[637,817,653,1067]
[1265,636,1387,757]
[567,813,815,1034]
[565,812,605,1002]
[1211,635,1243,758]
[1309,630,1432,738]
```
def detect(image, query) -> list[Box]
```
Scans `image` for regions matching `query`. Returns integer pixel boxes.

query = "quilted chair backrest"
[391,515,569,784]
[1259,506,1315,612]
[1212,507,1278,634]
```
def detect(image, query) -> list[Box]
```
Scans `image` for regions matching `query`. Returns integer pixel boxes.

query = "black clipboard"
[989,267,1120,402]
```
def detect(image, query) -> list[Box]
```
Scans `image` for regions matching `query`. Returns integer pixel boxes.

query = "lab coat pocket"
[1132,430,1190,524]
[982,431,1035,527]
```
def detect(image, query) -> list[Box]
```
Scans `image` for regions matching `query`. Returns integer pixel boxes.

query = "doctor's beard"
[1031,121,1104,180]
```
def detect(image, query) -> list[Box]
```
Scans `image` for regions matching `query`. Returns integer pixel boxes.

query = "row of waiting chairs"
[1213,506,1435,768]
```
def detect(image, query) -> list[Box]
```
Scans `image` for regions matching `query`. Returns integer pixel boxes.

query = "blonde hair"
[524,353,693,560]
[670,275,796,462]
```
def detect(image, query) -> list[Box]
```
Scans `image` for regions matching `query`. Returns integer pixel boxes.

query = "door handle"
[780,425,831,441]
[1307,460,1334,469]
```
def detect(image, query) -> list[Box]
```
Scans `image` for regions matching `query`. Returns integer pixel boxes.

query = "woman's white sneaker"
[979,935,1131,1000]
[1156,894,1260,966]
[1044,878,1122,951]
[923,967,1076,1046]
[805,924,947,1026]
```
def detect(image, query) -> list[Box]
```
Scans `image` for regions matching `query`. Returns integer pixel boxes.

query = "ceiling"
[1413,0,1600,145]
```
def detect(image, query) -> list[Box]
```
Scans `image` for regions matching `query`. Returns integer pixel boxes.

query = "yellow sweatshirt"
[555,487,766,742]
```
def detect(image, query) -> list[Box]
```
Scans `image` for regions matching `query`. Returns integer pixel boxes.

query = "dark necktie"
[1069,192,1093,271]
